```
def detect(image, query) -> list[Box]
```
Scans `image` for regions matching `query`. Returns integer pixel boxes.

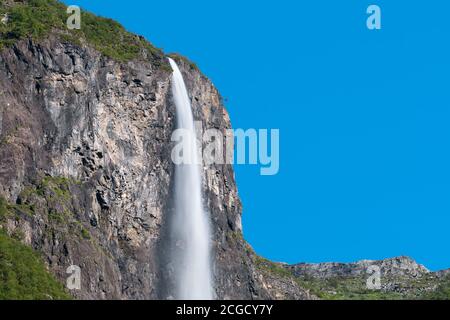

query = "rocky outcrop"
[289,256,430,279]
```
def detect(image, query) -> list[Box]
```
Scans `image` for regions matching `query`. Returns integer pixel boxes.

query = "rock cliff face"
[0,33,313,299]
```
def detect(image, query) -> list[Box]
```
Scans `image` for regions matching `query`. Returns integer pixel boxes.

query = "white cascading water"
[168,58,213,300]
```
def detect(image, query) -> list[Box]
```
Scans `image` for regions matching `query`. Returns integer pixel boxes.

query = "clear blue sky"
[63,0,450,271]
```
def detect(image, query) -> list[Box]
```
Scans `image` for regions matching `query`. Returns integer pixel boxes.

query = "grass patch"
[254,256,293,279]
[421,275,450,300]
[0,229,71,300]
[19,175,75,203]
[0,0,169,67]
[0,0,67,48]
[294,275,403,300]
[227,231,244,245]
[292,273,449,300]
[47,209,65,224]
[39,176,71,200]
[80,227,90,240]
[10,203,35,216]
[0,196,12,223]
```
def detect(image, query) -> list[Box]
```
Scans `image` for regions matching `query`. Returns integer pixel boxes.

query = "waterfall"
[168,57,214,300]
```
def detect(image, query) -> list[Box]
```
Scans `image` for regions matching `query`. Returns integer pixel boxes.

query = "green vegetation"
[0,0,66,47]
[39,175,72,200]
[0,196,11,222]
[0,0,169,66]
[20,175,78,203]
[0,175,90,299]
[19,176,79,205]
[10,175,93,243]
[294,275,404,300]
[30,175,92,241]
[10,203,35,216]
[1,196,33,221]
[168,53,199,72]
[77,11,163,62]
[421,275,450,300]
[227,230,244,245]
[0,124,20,147]
[47,208,65,223]
[295,273,450,300]
[0,230,71,300]
[254,256,293,278]
[80,227,90,240]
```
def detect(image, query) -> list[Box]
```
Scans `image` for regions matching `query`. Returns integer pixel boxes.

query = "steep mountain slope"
[0,0,447,300]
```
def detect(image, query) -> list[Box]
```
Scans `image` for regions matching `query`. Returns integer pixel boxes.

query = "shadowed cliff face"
[0,36,312,300]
